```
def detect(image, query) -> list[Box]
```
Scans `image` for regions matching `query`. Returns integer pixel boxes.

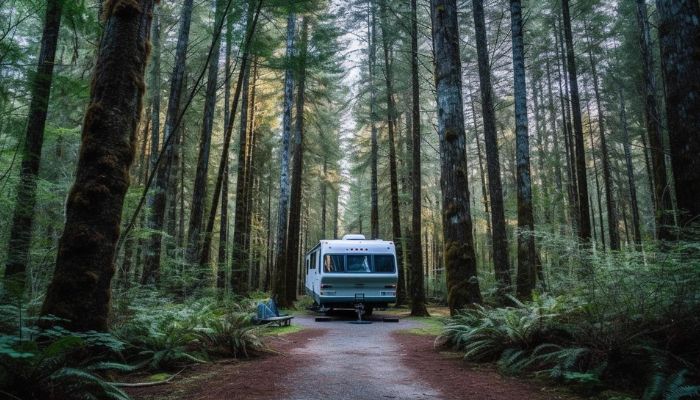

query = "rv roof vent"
[342,234,366,240]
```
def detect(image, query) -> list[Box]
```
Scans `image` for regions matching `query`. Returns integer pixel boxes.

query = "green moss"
[260,324,305,336]
[148,373,170,382]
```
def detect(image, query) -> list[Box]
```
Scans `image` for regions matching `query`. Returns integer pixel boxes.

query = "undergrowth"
[437,237,700,399]
[0,290,271,399]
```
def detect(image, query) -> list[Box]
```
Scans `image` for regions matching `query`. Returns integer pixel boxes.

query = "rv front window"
[323,254,344,272]
[374,255,396,273]
[347,255,371,272]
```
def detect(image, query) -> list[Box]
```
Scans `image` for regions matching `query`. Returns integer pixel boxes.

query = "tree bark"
[41,0,154,331]
[586,33,619,250]
[472,0,511,300]
[5,0,63,290]
[272,9,296,307]
[635,0,674,241]
[231,6,254,294]
[243,59,259,292]
[286,17,309,305]
[199,0,262,267]
[217,9,235,291]
[368,0,379,240]
[562,0,592,248]
[409,0,429,317]
[431,0,482,314]
[142,0,195,284]
[379,0,406,306]
[186,0,226,265]
[656,0,700,234]
[511,0,536,299]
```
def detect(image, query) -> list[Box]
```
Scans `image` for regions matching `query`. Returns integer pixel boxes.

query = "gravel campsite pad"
[127,312,578,400]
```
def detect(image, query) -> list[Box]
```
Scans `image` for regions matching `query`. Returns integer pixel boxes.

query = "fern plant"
[196,313,267,358]
[0,325,132,400]
[644,370,700,400]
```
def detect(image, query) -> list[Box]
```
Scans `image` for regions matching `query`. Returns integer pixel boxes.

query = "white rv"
[304,234,398,315]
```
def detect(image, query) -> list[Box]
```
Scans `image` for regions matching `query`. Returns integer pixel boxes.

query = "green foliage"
[644,370,700,400]
[112,292,266,370]
[196,313,266,358]
[438,248,700,398]
[0,319,131,400]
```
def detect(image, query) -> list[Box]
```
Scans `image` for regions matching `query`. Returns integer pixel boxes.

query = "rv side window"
[323,254,345,272]
[309,252,316,269]
[374,255,396,273]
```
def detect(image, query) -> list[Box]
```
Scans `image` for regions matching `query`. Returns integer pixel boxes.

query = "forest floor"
[126,309,580,400]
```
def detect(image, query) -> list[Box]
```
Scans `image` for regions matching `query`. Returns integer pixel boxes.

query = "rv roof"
[342,234,366,240]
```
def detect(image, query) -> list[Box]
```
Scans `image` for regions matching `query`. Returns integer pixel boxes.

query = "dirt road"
[128,312,576,400]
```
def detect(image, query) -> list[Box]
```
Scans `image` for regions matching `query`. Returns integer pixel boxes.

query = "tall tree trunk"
[41,0,154,331]
[410,0,429,316]
[243,59,259,292]
[231,7,254,294]
[585,88,606,250]
[321,157,327,238]
[511,0,536,299]
[186,0,226,265]
[286,17,309,305]
[142,0,195,284]
[217,9,235,291]
[555,17,579,232]
[272,9,296,307]
[545,55,565,219]
[618,89,642,246]
[4,0,63,291]
[562,0,592,249]
[531,78,550,224]
[431,0,482,314]
[586,34,620,250]
[635,0,674,241]
[199,0,262,267]
[467,84,492,244]
[472,0,511,300]
[656,0,700,234]
[333,188,339,239]
[379,0,406,306]
[368,0,379,240]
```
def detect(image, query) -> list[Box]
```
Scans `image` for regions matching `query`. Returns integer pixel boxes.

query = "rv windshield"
[322,254,396,273]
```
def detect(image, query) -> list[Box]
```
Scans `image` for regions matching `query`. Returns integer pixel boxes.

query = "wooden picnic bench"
[258,315,294,327]
[253,299,294,327]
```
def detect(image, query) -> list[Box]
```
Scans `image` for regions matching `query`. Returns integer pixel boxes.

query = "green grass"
[260,323,306,336]
[396,316,445,336]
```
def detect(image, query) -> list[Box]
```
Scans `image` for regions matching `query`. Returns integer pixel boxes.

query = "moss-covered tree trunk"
[430,0,482,315]
[656,0,700,234]
[40,0,154,331]
[5,0,62,292]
